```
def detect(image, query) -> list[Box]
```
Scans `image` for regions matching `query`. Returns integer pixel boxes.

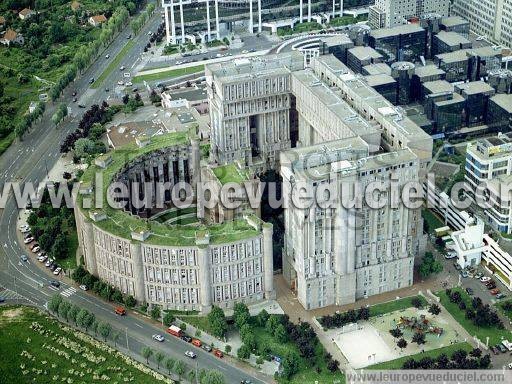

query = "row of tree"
[14,101,45,138]
[130,2,155,35]
[318,306,370,329]
[401,348,491,370]
[48,6,130,103]
[51,103,68,126]
[446,289,504,329]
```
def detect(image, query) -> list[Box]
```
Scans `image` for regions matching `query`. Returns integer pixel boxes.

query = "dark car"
[497,344,507,353]
[72,91,77,97]
[50,264,58,271]
[78,104,86,108]
[202,344,212,352]
[465,287,474,295]
[50,280,60,288]
[181,334,192,343]
[73,97,78,103]
[491,346,499,355]
[0,297,5,303]
[487,283,497,290]
[89,78,94,84]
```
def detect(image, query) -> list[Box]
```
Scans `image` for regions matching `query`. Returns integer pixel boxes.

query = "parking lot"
[436,247,512,369]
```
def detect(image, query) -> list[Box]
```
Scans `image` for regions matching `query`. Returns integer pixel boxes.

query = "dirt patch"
[0,307,24,322]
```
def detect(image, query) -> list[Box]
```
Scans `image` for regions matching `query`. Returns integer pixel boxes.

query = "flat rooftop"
[364,74,396,87]
[440,16,469,28]
[435,93,464,107]
[363,63,391,76]
[166,85,207,102]
[423,80,454,95]
[490,94,512,113]
[370,24,424,39]
[205,51,303,82]
[414,64,446,78]
[455,81,495,95]
[435,31,471,47]
[348,46,383,61]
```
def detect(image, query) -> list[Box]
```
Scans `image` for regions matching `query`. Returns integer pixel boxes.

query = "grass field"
[437,288,512,345]
[367,342,473,370]
[368,296,428,317]
[0,305,172,384]
[422,209,445,234]
[133,65,205,84]
[91,39,135,88]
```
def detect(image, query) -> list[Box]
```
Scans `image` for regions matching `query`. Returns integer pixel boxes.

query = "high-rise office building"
[452,0,512,47]
[368,0,450,29]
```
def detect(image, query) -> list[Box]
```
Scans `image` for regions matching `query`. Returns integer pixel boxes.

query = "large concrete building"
[75,133,274,312]
[368,0,450,29]
[452,0,512,48]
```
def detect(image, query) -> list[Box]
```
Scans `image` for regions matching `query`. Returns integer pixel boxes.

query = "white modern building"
[482,234,512,291]
[449,217,485,269]
[452,0,512,48]
[368,0,450,29]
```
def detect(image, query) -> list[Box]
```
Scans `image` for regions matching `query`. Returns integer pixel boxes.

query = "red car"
[490,288,500,295]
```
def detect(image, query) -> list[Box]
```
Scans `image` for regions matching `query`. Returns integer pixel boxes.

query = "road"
[0,7,264,384]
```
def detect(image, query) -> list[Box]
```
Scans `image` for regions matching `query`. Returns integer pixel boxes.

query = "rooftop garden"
[78,132,261,246]
[212,163,250,185]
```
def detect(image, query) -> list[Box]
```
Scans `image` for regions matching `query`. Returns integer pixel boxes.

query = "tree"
[150,305,161,321]
[58,301,71,320]
[112,331,121,347]
[207,306,228,339]
[124,295,136,308]
[281,352,300,379]
[141,346,153,364]
[237,344,251,359]
[419,252,443,278]
[163,312,175,326]
[428,303,441,315]
[173,359,186,379]
[412,332,426,345]
[165,357,175,375]
[200,369,225,384]
[265,314,282,334]
[274,323,288,343]
[411,297,424,309]
[327,359,339,372]
[74,137,95,158]
[233,302,250,329]
[225,344,231,354]
[98,321,112,341]
[389,328,403,338]
[48,294,63,313]
[91,320,99,336]
[67,304,80,324]
[256,309,269,327]
[397,338,408,351]
[155,351,165,369]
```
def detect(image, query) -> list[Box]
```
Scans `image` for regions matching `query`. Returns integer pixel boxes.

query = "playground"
[332,307,462,369]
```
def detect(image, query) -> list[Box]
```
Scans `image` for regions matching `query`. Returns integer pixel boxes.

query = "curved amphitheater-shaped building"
[74,132,274,313]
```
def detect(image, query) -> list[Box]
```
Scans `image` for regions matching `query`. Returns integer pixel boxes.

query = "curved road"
[0,10,265,384]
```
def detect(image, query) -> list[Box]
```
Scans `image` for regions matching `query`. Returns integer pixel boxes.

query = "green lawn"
[0,305,172,384]
[437,288,512,345]
[368,296,428,317]
[133,65,205,84]
[367,342,473,370]
[213,163,250,185]
[91,39,135,88]
[422,209,445,234]
[60,231,78,270]
[178,315,219,335]
[498,299,512,321]
[0,132,16,156]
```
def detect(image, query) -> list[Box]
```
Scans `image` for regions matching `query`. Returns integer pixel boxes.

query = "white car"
[32,246,40,253]
[242,49,249,54]
[152,334,165,342]
[117,80,125,86]
[444,253,456,259]
[53,267,62,276]
[79,284,88,291]
[123,72,131,78]
[476,36,485,41]
[20,227,31,233]
[185,351,196,359]
[19,224,29,230]
[105,54,110,59]
[120,66,125,71]
[480,276,491,283]
[45,259,53,267]
[38,255,47,262]
[508,362,512,369]
[24,237,34,244]
[125,81,133,86]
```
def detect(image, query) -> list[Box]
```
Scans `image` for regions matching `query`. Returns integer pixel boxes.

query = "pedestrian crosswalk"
[61,287,77,298]
[0,287,25,301]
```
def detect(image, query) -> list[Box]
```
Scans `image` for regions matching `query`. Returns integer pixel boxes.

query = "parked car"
[475,272,483,279]
[89,78,94,84]
[214,349,223,358]
[192,339,202,347]
[32,246,40,253]
[202,344,212,352]
[49,280,60,288]
[49,264,58,271]
[152,334,165,342]
[491,346,499,355]
[185,351,196,359]
[30,242,39,250]
[461,271,469,278]
[480,276,491,283]
[79,285,88,291]
[45,259,53,267]
[117,80,125,86]
[53,267,62,275]
[444,253,456,259]
[490,288,500,295]
[38,255,47,262]
[496,293,507,299]
[120,66,125,71]
[78,104,86,108]
[123,72,131,78]
[20,226,31,234]
[487,283,497,290]
[181,334,192,343]
[114,306,126,316]
[497,344,507,353]
[20,255,28,262]
[24,237,34,244]
[0,297,5,303]
[465,287,474,295]
[485,279,495,286]
[105,54,110,59]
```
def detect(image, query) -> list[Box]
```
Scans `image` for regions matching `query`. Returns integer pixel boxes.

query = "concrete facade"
[368,0,450,29]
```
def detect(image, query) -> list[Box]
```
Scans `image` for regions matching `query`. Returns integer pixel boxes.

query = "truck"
[167,325,183,337]
[502,340,512,351]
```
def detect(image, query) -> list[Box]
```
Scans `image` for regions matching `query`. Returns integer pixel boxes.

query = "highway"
[0,7,264,384]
